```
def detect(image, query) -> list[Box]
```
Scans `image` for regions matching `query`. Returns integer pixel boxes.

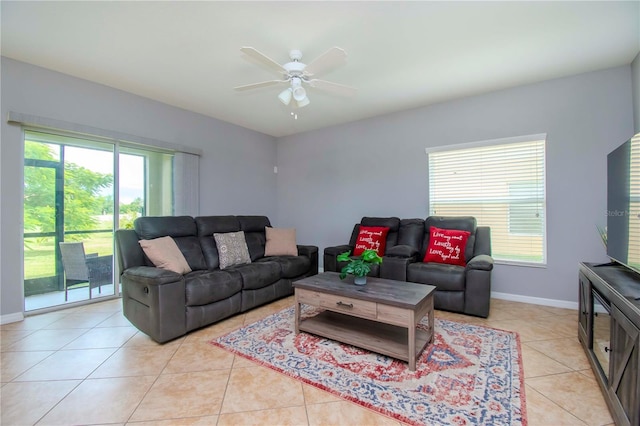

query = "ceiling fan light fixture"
[292,85,306,102]
[278,88,292,105]
[296,96,310,108]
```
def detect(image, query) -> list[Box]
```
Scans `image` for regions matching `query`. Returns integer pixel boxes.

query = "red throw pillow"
[353,226,390,256]
[424,226,471,266]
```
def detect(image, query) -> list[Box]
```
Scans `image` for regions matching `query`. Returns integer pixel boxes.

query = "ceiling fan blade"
[303,47,347,77]
[308,79,357,97]
[240,47,287,74]
[234,80,285,91]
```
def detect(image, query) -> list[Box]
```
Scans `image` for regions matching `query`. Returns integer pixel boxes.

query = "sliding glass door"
[23,130,174,312]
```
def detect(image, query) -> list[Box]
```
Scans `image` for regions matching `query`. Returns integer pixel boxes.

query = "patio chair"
[59,242,113,301]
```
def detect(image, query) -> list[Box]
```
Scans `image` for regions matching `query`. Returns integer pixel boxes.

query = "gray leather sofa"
[115,215,318,343]
[324,216,493,317]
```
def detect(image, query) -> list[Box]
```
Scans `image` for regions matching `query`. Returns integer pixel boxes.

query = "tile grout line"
[525,385,588,425]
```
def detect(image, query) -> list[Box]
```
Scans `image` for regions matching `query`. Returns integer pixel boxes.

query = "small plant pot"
[354,276,367,286]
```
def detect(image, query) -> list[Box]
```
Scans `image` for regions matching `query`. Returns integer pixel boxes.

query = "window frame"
[426,133,547,267]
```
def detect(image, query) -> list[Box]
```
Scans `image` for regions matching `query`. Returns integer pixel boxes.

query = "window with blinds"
[428,136,546,265]
[626,134,640,270]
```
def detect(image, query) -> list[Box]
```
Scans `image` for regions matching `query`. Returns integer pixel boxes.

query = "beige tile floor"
[1,296,614,425]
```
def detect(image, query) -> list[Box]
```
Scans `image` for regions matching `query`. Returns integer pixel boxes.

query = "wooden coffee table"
[293,272,436,371]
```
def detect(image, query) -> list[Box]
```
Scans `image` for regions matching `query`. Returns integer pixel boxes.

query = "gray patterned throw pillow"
[213,231,252,270]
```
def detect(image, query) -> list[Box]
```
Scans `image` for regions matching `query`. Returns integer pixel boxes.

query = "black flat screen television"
[607,136,640,274]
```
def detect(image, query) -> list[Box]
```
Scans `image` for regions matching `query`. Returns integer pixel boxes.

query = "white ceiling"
[2,1,639,138]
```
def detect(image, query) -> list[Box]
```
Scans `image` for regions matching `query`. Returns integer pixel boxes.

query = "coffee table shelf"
[299,310,432,363]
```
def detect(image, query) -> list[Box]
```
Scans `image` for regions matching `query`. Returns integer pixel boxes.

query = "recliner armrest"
[122,266,183,285]
[297,245,318,257]
[297,245,319,276]
[385,244,419,258]
[323,245,353,273]
[324,245,352,256]
[466,254,494,271]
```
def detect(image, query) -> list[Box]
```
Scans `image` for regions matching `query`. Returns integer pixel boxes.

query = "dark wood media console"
[578,262,640,426]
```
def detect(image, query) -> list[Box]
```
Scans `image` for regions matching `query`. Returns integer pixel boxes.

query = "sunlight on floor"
[25,284,119,312]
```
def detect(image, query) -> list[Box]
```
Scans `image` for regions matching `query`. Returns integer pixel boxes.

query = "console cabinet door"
[578,272,592,345]
[609,305,640,426]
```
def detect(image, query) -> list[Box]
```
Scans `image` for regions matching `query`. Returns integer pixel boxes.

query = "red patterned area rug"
[210,306,527,426]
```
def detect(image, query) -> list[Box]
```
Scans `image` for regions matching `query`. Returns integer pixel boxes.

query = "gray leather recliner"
[324,216,493,318]
[406,216,493,318]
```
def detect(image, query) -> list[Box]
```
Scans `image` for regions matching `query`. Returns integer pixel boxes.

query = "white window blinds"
[627,135,640,269]
[428,136,546,264]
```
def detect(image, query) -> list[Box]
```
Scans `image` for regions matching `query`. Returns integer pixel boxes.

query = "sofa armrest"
[324,245,352,256]
[464,268,492,318]
[466,254,494,271]
[121,266,187,343]
[297,245,319,276]
[122,266,182,284]
[386,244,419,258]
[297,245,317,257]
[464,255,493,317]
[380,255,416,281]
[323,245,352,272]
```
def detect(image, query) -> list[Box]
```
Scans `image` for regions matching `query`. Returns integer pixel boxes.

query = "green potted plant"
[337,249,383,285]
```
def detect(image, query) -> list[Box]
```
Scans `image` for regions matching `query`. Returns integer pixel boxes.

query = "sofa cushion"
[184,269,243,306]
[256,256,310,278]
[138,236,192,274]
[134,216,207,270]
[407,262,466,291]
[135,216,196,240]
[196,216,241,236]
[423,216,477,263]
[397,218,425,250]
[349,217,401,250]
[173,236,208,271]
[196,216,242,270]
[264,227,298,256]
[233,262,281,290]
[214,231,252,269]
[353,226,390,256]
[239,216,271,261]
[423,226,471,267]
[361,216,401,232]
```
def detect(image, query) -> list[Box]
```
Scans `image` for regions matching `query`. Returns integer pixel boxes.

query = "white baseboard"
[491,291,578,310]
[1,311,24,325]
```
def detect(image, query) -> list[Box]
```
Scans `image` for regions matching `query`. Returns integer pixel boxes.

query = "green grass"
[24,233,114,280]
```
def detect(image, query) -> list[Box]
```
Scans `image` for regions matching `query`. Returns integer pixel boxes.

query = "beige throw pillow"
[214,231,252,269]
[139,236,192,274]
[264,227,298,256]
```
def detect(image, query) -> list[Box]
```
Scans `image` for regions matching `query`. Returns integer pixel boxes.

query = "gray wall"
[276,66,635,305]
[632,52,640,134]
[1,58,277,319]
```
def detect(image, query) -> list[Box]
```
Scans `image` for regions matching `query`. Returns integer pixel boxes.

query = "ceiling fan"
[234,47,356,108]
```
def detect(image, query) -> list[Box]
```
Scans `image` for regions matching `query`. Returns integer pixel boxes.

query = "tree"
[24,141,114,239]
[120,197,143,214]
